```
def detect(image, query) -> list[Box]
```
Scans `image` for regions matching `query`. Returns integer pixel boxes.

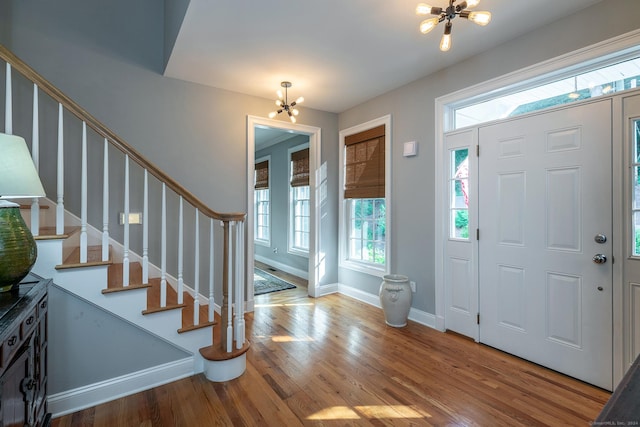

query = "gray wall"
[337,0,640,314]
[255,135,310,274]
[48,283,189,394]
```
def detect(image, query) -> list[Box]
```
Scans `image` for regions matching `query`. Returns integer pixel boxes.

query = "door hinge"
[477,313,480,324]
[476,145,479,157]
[476,228,479,240]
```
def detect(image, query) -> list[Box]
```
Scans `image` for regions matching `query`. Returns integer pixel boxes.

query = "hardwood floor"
[51,275,610,426]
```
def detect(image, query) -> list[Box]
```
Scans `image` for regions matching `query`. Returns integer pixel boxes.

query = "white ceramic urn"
[379,274,412,327]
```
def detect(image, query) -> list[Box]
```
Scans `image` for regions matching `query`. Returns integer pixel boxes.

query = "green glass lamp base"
[0,201,38,293]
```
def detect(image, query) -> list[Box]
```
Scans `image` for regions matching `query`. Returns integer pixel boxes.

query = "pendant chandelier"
[268,81,304,123]
[416,0,491,52]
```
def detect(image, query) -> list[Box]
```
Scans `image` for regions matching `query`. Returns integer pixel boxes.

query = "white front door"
[478,100,613,390]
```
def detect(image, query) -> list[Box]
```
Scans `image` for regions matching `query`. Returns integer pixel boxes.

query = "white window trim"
[338,114,392,278]
[288,143,310,257]
[254,154,271,247]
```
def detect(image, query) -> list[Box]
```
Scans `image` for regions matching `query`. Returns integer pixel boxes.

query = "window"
[453,55,640,130]
[348,198,386,264]
[340,119,390,274]
[632,120,640,256]
[254,158,270,245]
[450,148,469,239]
[289,147,310,254]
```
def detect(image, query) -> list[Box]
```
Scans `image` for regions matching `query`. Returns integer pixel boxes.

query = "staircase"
[1,44,250,394]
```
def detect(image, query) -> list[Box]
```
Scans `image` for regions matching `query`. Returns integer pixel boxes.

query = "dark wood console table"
[0,273,50,427]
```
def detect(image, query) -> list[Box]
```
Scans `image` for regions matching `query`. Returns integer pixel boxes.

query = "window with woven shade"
[254,160,269,189]
[290,148,309,187]
[341,122,388,270]
[344,125,385,199]
[254,158,270,244]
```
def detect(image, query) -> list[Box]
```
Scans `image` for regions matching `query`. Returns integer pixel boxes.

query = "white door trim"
[246,116,322,302]
[435,30,640,386]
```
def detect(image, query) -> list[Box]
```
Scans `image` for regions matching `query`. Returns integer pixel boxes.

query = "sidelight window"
[450,148,469,240]
[632,120,640,255]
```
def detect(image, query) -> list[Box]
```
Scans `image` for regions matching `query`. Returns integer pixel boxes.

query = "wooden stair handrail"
[0,44,245,222]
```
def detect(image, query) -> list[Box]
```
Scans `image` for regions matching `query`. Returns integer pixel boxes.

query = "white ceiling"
[165,0,602,115]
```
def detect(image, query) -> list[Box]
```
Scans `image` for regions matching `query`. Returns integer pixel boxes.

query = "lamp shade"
[0,133,45,199]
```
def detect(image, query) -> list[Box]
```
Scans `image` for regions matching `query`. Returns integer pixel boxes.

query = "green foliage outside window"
[352,198,386,264]
[456,211,469,239]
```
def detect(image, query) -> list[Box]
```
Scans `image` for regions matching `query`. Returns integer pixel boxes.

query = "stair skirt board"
[48,357,196,417]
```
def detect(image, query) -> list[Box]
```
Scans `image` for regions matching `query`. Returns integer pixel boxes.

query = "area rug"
[254,268,296,295]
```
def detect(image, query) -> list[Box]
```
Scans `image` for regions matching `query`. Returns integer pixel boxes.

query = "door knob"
[593,254,607,264]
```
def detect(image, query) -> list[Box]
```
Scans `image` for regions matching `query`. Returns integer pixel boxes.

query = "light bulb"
[467,11,491,26]
[293,109,299,116]
[419,17,440,34]
[290,115,297,123]
[416,3,433,15]
[440,33,451,51]
[295,96,304,104]
[466,0,480,7]
[268,111,277,119]
[276,89,283,99]
[275,99,283,107]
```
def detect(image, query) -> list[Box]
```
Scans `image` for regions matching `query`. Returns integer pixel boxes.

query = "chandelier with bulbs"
[268,81,304,123]
[416,0,491,52]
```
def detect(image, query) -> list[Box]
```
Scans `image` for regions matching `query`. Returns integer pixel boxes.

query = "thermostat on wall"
[403,141,417,157]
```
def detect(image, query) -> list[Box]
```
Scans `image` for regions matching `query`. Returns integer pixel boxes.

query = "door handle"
[593,254,607,264]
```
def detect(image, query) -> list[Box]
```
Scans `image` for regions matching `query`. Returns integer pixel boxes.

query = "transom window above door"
[453,55,640,129]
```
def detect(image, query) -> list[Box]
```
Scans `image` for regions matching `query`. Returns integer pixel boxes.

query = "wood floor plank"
[51,266,610,426]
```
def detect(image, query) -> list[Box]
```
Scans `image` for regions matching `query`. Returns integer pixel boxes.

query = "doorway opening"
[246,116,322,311]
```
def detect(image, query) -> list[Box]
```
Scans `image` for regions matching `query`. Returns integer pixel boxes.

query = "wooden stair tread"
[34,226,80,240]
[56,245,111,269]
[199,340,251,362]
[144,278,185,315]
[19,203,50,209]
[102,283,151,294]
[107,262,142,287]
[179,292,216,333]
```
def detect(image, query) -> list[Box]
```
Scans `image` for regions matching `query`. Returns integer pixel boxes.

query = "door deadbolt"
[594,234,607,244]
[593,254,607,264]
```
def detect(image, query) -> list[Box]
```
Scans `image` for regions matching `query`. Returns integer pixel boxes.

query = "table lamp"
[0,132,46,292]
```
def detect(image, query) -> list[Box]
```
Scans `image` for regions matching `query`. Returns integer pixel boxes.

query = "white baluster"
[193,209,200,326]
[177,196,184,304]
[102,138,110,261]
[235,220,245,348]
[161,183,167,307]
[80,122,88,263]
[31,84,40,236]
[123,155,130,286]
[56,103,64,235]
[226,221,234,352]
[208,217,215,322]
[142,169,149,284]
[5,63,12,134]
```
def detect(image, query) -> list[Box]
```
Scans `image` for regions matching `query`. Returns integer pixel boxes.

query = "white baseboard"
[337,283,437,329]
[254,255,308,280]
[48,357,195,418]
